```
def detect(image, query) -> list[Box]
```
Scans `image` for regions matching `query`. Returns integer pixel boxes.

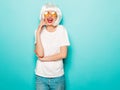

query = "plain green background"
[0,0,120,90]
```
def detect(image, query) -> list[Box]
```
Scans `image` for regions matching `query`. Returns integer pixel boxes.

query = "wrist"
[37,25,43,33]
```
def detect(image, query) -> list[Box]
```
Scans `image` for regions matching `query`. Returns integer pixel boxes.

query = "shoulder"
[57,25,66,30]
[57,25,67,33]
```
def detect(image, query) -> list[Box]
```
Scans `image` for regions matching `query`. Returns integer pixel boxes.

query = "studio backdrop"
[0,0,120,90]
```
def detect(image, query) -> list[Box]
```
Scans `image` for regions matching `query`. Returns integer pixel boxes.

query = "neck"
[46,25,57,32]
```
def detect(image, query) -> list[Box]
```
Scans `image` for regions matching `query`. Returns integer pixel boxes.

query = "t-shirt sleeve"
[59,26,70,47]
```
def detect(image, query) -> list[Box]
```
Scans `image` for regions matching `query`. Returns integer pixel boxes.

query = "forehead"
[45,10,56,13]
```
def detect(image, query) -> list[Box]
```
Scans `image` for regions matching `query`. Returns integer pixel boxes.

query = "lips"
[47,18,53,23]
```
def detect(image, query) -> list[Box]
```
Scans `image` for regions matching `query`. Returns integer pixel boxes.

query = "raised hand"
[37,19,46,33]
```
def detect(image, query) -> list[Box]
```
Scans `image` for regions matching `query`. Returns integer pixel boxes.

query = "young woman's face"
[44,11,57,26]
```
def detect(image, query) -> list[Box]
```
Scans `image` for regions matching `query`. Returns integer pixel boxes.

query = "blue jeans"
[36,75,65,90]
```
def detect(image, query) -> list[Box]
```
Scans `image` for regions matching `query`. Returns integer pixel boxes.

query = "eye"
[44,11,49,15]
[51,11,56,15]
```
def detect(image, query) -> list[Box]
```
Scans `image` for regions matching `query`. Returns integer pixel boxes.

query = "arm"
[34,20,45,58]
[35,33,44,58]
[39,46,68,62]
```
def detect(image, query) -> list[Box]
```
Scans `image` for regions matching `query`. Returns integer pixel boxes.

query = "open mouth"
[47,18,53,23]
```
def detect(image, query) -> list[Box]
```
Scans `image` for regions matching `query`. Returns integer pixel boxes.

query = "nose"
[48,14,52,17]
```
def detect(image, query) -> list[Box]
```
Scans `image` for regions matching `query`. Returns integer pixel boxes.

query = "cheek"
[53,17,57,21]
[44,18,48,22]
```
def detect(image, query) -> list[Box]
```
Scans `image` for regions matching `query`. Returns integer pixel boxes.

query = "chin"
[46,22,54,26]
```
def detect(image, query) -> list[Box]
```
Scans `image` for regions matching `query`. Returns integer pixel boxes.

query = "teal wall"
[0,0,120,90]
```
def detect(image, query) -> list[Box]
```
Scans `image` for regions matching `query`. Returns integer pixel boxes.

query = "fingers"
[40,19,46,26]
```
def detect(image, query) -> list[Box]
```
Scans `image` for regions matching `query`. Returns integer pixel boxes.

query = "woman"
[34,3,70,90]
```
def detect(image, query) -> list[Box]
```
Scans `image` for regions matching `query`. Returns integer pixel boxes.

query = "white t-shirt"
[34,25,70,78]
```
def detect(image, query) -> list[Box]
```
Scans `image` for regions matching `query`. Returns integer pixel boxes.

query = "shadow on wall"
[32,35,38,89]
[62,17,73,89]
[64,45,72,90]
